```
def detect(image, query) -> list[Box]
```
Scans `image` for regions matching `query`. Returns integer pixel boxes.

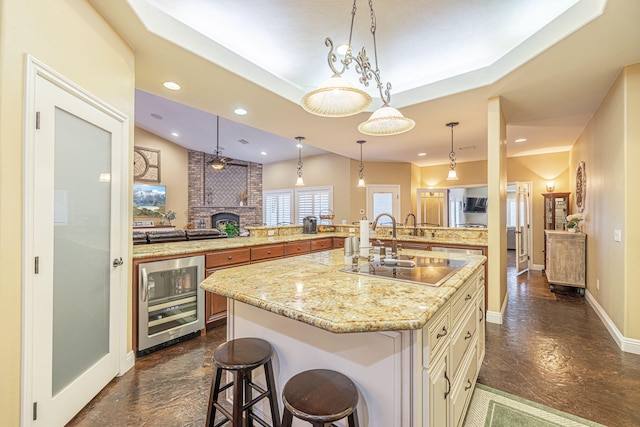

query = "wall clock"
[133,146,161,182]
[576,161,586,213]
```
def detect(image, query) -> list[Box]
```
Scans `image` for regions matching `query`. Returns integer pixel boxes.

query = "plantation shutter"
[263,190,293,226]
[295,187,332,224]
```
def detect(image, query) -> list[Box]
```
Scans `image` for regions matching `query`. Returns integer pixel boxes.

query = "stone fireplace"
[187,150,263,229]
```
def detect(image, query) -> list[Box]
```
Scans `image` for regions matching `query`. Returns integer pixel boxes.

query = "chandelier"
[209,116,231,171]
[446,122,459,180]
[295,136,305,186]
[301,0,415,136]
[357,140,366,187]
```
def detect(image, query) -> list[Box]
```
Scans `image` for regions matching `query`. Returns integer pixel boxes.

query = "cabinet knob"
[464,331,472,340]
[227,256,232,260]
[464,379,472,391]
[465,294,472,301]
[267,250,271,254]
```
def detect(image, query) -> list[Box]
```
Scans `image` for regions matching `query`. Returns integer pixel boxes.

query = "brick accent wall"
[187,150,263,229]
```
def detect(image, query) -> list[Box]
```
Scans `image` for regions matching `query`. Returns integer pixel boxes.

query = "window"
[295,186,333,224]
[507,193,516,227]
[263,190,293,226]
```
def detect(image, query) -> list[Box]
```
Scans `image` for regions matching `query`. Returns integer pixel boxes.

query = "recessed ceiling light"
[515,138,527,143]
[261,151,267,156]
[171,132,179,137]
[234,107,248,116]
[150,113,163,120]
[417,152,427,157]
[163,81,181,90]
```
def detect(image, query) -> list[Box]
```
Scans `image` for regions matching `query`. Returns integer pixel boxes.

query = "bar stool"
[281,369,360,427]
[206,337,281,427]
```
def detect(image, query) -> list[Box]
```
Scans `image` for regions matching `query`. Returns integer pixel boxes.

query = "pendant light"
[357,140,366,187]
[295,136,305,186]
[302,0,414,136]
[209,116,230,171]
[446,122,460,181]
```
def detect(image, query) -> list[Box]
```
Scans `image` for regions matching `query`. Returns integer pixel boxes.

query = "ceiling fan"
[209,115,234,170]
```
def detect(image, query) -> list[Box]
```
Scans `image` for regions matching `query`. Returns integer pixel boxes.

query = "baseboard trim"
[586,290,640,355]
[119,350,135,376]
[486,292,508,325]
[531,263,544,271]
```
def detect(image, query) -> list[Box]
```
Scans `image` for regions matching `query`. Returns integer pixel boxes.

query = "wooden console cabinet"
[544,230,586,295]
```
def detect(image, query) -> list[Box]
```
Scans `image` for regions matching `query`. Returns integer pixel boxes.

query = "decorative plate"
[576,161,586,213]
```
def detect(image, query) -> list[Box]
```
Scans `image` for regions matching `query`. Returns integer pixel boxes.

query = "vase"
[567,227,576,233]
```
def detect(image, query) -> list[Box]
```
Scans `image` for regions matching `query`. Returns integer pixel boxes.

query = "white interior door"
[24,60,128,426]
[416,188,448,226]
[366,185,400,222]
[515,181,531,274]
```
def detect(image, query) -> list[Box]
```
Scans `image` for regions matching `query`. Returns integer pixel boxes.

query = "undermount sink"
[341,255,468,287]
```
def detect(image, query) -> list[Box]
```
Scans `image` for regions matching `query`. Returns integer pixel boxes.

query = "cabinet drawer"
[310,238,332,252]
[285,241,311,256]
[451,345,478,427]
[423,309,450,366]
[451,305,477,378]
[251,244,285,262]
[451,274,476,322]
[332,237,345,248]
[205,248,251,268]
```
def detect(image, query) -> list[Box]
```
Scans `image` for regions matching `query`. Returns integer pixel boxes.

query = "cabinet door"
[477,289,486,366]
[426,351,449,427]
[205,269,227,325]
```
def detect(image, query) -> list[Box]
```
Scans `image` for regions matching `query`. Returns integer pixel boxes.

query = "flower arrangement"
[164,210,177,226]
[566,213,584,231]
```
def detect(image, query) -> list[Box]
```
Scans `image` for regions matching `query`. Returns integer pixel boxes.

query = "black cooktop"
[341,255,468,287]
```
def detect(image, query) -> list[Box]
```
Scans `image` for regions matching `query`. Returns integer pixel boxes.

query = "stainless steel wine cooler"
[137,255,205,354]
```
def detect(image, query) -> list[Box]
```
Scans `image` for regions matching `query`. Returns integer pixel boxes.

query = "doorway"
[22,57,130,426]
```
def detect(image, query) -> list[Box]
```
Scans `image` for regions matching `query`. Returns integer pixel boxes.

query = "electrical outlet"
[349,227,356,233]
[614,229,622,242]
[597,279,600,289]
[359,209,365,215]
[267,230,275,236]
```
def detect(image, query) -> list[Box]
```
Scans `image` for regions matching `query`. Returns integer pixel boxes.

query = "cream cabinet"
[544,230,586,296]
[422,267,485,427]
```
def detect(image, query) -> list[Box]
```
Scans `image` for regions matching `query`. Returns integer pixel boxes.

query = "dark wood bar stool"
[206,337,281,427]
[281,369,360,427]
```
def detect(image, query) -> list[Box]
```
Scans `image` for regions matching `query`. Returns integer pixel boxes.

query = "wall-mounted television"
[463,197,488,213]
[133,184,166,217]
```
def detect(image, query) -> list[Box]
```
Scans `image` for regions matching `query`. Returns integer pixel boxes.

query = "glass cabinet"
[542,192,571,231]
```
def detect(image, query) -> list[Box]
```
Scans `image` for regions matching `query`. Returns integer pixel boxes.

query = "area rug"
[463,383,605,427]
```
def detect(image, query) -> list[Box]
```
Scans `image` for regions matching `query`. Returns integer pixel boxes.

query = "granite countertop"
[199,249,486,333]
[132,232,487,259]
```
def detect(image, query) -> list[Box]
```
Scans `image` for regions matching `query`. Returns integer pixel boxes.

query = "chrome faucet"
[371,213,398,257]
[404,213,417,235]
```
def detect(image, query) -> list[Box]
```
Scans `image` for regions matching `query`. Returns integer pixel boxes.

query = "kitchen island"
[200,249,486,427]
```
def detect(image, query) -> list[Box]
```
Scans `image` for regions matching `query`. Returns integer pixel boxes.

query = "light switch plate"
[614,229,622,242]
[268,230,275,236]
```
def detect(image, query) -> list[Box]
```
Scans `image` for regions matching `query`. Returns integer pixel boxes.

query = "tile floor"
[67,252,640,426]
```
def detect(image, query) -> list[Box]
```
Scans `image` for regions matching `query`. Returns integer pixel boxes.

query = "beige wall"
[348,160,414,222]
[420,160,488,188]
[0,0,135,424]
[263,153,351,223]
[570,64,640,340]
[134,128,189,229]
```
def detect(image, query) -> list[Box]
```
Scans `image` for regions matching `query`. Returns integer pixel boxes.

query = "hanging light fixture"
[295,136,305,186]
[357,140,366,187]
[446,122,460,181]
[302,0,414,136]
[209,116,231,171]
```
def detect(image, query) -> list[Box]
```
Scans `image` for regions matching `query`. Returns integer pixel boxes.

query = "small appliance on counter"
[303,216,317,234]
